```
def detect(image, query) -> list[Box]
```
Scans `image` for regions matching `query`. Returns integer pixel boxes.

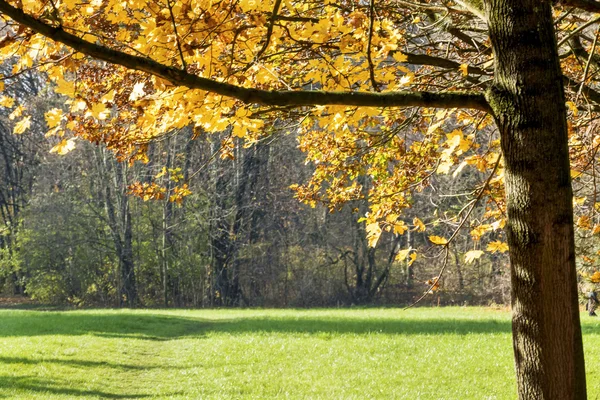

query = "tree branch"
[557,0,600,13]
[403,52,489,75]
[0,1,490,112]
[454,0,485,21]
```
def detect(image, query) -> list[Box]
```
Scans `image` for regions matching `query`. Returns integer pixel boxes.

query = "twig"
[367,0,380,91]
[166,0,187,70]
[403,154,502,309]
[557,15,600,49]
[245,0,283,72]
[577,26,599,101]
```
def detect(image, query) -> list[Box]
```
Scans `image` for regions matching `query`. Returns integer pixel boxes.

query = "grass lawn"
[0,307,598,399]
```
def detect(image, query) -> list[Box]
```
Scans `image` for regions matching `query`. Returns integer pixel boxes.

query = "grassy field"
[0,307,598,399]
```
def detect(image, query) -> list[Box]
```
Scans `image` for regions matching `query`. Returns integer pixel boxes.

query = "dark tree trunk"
[121,206,137,307]
[485,1,586,398]
[101,152,138,308]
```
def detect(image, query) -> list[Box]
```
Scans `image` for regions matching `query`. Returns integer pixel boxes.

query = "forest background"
[0,68,512,308]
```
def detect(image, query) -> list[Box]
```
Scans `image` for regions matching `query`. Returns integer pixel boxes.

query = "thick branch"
[0,1,490,112]
[557,0,600,12]
[564,75,600,105]
[403,52,489,75]
[454,0,485,21]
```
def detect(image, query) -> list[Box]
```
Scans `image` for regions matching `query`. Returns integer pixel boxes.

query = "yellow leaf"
[13,116,31,134]
[436,160,453,174]
[50,138,76,155]
[591,271,600,283]
[45,126,61,137]
[491,219,505,230]
[566,101,578,116]
[413,217,426,232]
[487,241,509,253]
[55,79,75,96]
[129,82,146,101]
[470,224,492,240]
[8,105,24,120]
[155,166,167,179]
[393,221,408,235]
[408,252,417,266]
[0,96,14,108]
[399,73,414,86]
[465,250,484,264]
[577,215,592,230]
[393,52,408,63]
[395,249,411,261]
[459,64,469,76]
[366,222,382,247]
[90,102,109,120]
[425,277,440,292]
[45,108,63,128]
[452,160,468,178]
[429,235,448,245]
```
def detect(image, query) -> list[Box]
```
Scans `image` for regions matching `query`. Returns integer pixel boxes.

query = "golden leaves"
[429,235,448,245]
[464,250,484,264]
[393,52,408,63]
[45,108,63,128]
[487,241,509,253]
[169,184,192,205]
[90,103,109,120]
[8,105,24,120]
[49,138,76,155]
[0,96,14,108]
[54,80,75,96]
[408,252,417,266]
[366,222,382,247]
[128,182,166,201]
[425,277,440,292]
[128,82,146,101]
[566,101,578,116]
[392,220,408,235]
[581,270,600,284]
[413,217,426,232]
[13,116,31,135]
[577,216,593,230]
[470,224,492,241]
[437,129,474,174]
[396,249,418,266]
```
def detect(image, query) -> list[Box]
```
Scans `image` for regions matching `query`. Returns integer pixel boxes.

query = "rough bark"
[485,1,586,398]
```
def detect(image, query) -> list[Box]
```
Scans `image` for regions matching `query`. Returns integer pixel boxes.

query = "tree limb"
[557,0,600,13]
[0,1,491,111]
[403,52,489,75]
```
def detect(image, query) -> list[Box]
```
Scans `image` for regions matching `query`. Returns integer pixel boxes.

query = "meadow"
[0,307,598,399]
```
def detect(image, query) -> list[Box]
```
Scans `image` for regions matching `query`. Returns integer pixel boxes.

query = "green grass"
[0,307,598,399]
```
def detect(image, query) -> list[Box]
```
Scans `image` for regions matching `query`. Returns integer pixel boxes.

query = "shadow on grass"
[0,356,171,371]
[0,311,513,340]
[0,375,158,398]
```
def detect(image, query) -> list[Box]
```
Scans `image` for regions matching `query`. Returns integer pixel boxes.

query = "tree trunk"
[100,150,138,308]
[121,204,137,307]
[485,1,586,398]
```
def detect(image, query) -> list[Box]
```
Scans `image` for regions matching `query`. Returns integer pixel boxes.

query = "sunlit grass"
[0,307,598,399]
